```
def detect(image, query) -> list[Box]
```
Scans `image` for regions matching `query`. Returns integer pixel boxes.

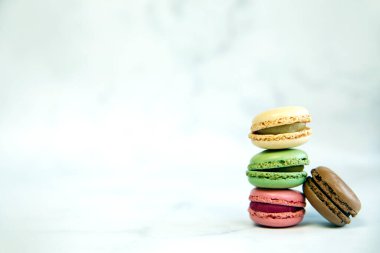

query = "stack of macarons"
[246,106,312,227]
[246,106,362,228]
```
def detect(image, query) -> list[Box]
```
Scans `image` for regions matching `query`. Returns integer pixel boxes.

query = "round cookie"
[249,106,312,149]
[248,188,306,227]
[246,149,309,189]
[303,166,361,226]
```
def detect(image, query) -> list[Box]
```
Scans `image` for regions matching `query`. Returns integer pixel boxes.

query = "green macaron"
[246,149,309,188]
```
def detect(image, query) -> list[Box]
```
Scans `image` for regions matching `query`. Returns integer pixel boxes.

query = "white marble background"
[0,0,379,252]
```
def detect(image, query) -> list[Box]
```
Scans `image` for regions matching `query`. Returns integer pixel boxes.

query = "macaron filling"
[250,201,303,213]
[252,165,304,173]
[255,123,307,135]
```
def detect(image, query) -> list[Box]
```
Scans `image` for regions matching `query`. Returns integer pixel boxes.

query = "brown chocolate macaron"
[303,166,361,226]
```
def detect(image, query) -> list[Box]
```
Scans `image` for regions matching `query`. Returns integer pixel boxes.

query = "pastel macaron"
[248,188,306,227]
[303,166,361,226]
[249,106,312,149]
[246,149,308,188]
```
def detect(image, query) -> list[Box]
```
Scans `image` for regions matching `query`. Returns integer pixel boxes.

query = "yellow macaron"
[248,106,312,149]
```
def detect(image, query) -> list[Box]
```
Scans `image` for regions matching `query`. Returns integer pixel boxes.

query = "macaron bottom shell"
[248,208,305,228]
[247,171,307,189]
[250,132,310,150]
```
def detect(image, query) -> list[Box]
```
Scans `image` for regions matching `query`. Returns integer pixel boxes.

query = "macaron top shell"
[311,166,361,216]
[248,149,309,170]
[249,188,306,207]
[251,106,311,132]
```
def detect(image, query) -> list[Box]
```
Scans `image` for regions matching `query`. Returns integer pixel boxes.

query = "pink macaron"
[248,188,306,228]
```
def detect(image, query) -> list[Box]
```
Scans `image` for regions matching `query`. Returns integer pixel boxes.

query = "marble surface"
[0,0,380,252]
